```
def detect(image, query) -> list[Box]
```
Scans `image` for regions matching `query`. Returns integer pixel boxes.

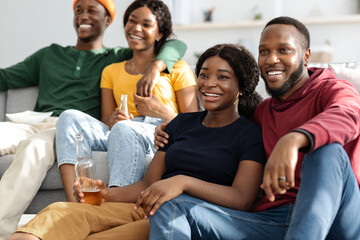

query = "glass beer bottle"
[74,132,102,206]
[119,94,129,117]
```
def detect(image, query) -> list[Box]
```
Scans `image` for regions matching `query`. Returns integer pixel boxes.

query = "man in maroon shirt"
[153,16,360,239]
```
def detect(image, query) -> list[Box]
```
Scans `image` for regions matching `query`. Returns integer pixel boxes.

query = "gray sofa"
[0,87,110,213]
[1,62,359,214]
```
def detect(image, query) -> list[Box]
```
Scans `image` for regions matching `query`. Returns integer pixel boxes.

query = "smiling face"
[124,6,162,53]
[258,24,310,100]
[197,56,240,112]
[73,0,111,43]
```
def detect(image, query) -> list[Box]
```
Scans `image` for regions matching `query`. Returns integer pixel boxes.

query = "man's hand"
[261,132,309,202]
[133,93,163,118]
[154,122,169,150]
[136,60,164,97]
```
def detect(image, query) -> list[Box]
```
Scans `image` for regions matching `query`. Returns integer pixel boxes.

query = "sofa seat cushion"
[0,151,110,190]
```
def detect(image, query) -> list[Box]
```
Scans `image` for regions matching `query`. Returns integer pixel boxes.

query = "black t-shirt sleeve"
[158,113,182,152]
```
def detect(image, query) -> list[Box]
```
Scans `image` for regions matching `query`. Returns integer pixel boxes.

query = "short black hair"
[123,0,173,53]
[264,16,310,49]
[195,44,262,119]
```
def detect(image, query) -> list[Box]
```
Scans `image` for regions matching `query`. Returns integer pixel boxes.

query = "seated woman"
[8,44,265,240]
[55,0,198,202]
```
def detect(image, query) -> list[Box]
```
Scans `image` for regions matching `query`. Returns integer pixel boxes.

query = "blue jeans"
[149,143,360,240]
[56,109,162,187]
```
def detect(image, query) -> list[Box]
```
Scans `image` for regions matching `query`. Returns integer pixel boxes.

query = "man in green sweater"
[0,0,186,238]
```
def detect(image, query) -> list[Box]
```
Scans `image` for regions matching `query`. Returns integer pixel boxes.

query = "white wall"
[1,0,359,68]
[0,0,133,67]
[170,0,360,65]
[185,0,357,23]
[174,20,360,66]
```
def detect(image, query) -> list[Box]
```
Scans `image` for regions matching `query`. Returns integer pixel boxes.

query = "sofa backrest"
[1,86,38,122]
[0,91,6,121]
[310,62,360,93]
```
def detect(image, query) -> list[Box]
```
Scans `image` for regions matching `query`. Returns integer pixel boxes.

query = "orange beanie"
[73,0,116,22]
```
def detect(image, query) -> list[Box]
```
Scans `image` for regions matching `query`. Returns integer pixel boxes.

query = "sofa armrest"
[5,87,38,117]
[0,91,6,121]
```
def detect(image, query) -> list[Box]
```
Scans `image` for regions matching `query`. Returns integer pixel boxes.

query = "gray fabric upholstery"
[5,87,38,115]
[0,91,6,122]
[0,87,110,213]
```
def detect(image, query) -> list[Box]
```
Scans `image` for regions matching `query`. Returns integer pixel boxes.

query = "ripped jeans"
[56,109,162,186]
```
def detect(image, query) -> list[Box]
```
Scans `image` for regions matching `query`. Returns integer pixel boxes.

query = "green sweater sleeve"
[154,39,187,73]
[0,48,45,91]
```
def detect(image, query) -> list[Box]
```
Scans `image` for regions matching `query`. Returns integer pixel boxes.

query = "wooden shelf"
[174,14,360,31]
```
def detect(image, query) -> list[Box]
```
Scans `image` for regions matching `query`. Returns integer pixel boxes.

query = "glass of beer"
[79,177,102,206]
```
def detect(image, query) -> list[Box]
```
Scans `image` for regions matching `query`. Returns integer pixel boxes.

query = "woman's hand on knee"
[134,177,184,218]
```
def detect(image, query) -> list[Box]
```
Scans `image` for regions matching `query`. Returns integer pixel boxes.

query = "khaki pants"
[18,202,149,240]
[0,119,57,239]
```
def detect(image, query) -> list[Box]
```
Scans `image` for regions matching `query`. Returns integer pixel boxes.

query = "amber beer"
[75,133,102,206]
[81,188,102,206]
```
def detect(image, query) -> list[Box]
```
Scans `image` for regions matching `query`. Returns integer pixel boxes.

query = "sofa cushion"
[6,87,38,114]
[309,62,360,93]
[0,91,6,121]
[26,190,67,214]
[40,151,110,189]
[328,62,360,92]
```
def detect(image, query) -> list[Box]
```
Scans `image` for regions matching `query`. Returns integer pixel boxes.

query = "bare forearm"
[261,131,310,201]
[157,109,177,122]
[281,131,310,151]
[180,175,254,211]
[104,181,150,203]
[101,116,111,127]
[151,59,166,72]
[137,60,165,97]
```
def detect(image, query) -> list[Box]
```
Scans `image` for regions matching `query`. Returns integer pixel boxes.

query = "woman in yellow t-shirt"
[56,0,198,202]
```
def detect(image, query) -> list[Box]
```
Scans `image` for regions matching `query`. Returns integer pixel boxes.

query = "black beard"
[263,61,304,98]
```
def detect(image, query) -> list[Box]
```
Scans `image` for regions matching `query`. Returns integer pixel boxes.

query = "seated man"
[0,0,186,238]
[152,16,360,239]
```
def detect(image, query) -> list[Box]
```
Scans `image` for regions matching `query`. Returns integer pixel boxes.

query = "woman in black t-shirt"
[145,44,265,239]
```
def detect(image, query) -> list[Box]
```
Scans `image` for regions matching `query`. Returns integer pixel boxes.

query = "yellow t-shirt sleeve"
[100,64,114,90]
[168,59,196,91]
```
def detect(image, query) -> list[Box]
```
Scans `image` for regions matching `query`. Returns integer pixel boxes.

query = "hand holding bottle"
[108,94,134,129]
[73,178,108,204]
[74,132,102,206]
